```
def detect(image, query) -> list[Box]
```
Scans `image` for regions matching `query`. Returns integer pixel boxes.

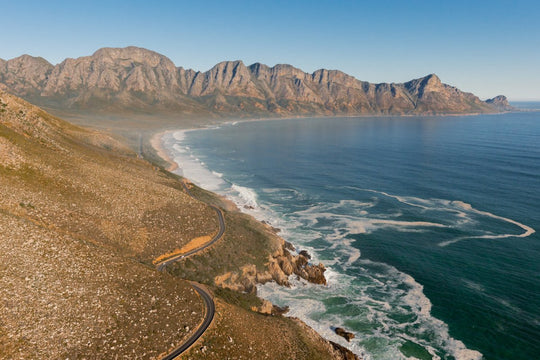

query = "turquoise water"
[163,112,540,360]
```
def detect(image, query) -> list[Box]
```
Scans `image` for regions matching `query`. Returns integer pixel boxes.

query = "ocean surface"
[511,101,540,111]
[162,111,540,360]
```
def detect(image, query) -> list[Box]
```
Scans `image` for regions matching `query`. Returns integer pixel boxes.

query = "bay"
[164,112,540,360]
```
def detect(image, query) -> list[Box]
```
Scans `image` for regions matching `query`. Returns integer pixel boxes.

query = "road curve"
[161,283,215,360]
[156,182,225,271]
[158,180,224,359]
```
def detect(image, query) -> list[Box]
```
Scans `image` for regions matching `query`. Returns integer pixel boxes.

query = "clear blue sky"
[2,0,539,100]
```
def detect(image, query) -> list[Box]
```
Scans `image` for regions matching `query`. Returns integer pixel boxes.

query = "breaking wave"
[164,130,265,214]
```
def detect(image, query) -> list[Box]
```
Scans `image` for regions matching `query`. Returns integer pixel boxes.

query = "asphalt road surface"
[161,283,215,360]
[156,204,224,271]
[158,181,223,359]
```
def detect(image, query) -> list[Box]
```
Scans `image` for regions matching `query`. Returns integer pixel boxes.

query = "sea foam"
[438,200,535,246]
[348,188,535,247]
[231,184,258,209]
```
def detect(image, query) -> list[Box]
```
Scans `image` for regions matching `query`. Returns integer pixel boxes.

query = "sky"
[2,0,539,100]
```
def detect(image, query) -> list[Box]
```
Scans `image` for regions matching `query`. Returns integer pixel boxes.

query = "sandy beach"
[150,131,178,172]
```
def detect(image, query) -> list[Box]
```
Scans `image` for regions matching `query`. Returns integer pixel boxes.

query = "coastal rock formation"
[330,341,361,360]
[250,299,289,316]
[252,299,274,315]
[273,247,327,285]
[335,327,355,342]
[214,243,328,293]
[290,318,361,360]
[486,95,514,111]
[0,46,507,117]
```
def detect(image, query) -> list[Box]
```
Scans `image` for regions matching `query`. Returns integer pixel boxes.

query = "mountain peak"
[211,60,246,70]
[412,73,442,89]
[7,54,52,67]
[486,95,508,102]
[1,55,53,97]
[426,73,440,80]
[403,73,445,96]
[93,46,158,56]
[485,95,514,111]
[248,62,270,74]
[91,46,174,67]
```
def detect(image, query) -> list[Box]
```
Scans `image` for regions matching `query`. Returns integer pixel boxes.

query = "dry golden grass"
[153,234,213,265]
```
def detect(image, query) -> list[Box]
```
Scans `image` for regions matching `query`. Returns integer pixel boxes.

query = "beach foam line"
[350,188,535,247]
[340,238,361,265]
[355,188,433,210]
[294,209,448,239]
[164,130,228,191]
[166,128,272,218]
[370,219,448,228]
[438,201,535,246]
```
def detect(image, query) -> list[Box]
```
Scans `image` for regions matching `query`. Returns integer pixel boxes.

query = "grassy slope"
[0,91,344,359]
[0,91,203,358]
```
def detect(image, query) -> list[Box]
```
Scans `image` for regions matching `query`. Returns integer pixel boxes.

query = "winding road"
[156,202,225,271]
[157,181,225,359]
[161,282,215,360]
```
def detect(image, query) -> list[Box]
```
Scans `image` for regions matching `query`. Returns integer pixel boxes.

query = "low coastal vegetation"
[0,90,357,359]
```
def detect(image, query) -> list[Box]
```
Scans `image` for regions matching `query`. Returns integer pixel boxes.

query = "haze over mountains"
[0,46,510,117]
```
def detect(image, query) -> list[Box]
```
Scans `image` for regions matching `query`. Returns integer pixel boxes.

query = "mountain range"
[0,46,511,117]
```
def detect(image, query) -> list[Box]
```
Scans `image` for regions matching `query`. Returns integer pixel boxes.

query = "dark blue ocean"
[163,111,540,360]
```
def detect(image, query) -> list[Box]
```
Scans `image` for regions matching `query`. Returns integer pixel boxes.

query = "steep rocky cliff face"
[1,47,208,114]
[0,55,53,97]
[486,95,514,111]
[0,46,506,117]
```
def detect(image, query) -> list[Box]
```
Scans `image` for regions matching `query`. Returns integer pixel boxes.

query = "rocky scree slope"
[0,90,206,359]
[0,90,356,359]
[0,46,509,117]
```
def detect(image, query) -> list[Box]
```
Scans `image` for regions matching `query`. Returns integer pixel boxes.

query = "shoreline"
[147,108,522,173]
[146,111,490,173]
[150,130,178,172]
[148,126,360,356]
[212,108,521,124]
[148,119,495,360]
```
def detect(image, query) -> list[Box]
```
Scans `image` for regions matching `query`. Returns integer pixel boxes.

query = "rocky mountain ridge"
[0,46,510,117]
